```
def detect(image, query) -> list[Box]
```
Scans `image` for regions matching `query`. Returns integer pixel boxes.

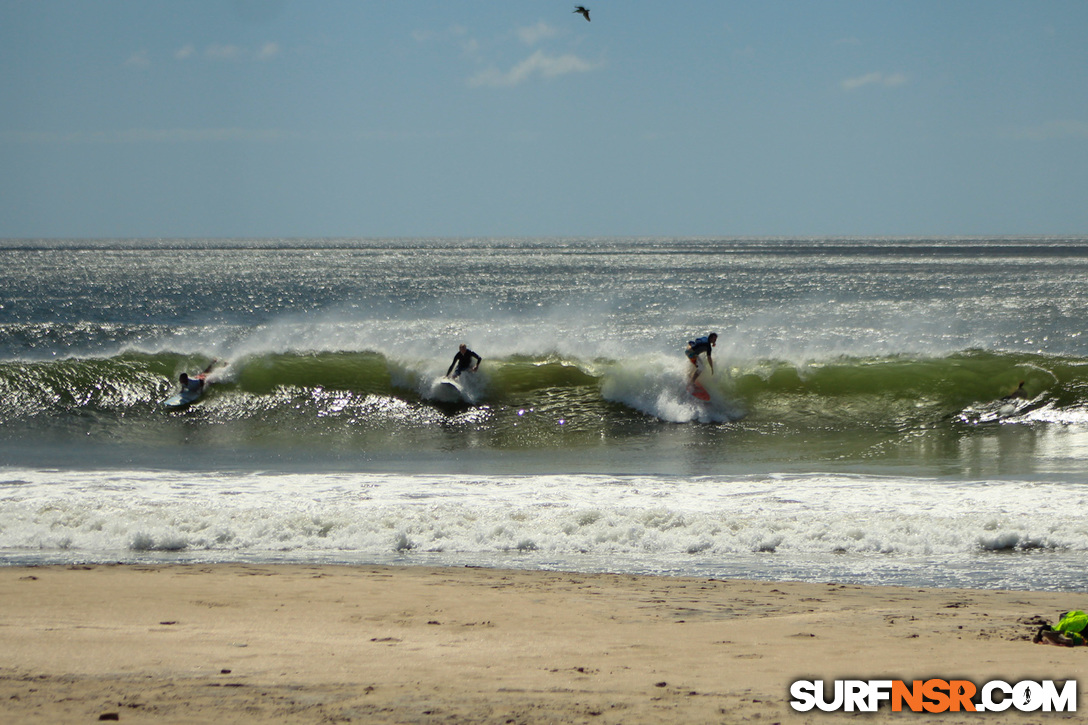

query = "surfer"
[685,333,717,381]
[446,344,481,380]
[178,360,218,394]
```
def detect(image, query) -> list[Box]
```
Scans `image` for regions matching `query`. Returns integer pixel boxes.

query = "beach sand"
[0,564,1084,724]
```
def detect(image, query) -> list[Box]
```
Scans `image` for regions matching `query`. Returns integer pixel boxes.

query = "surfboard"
[432,377,466,403]
[956,394,1042,425]
[687,381,710,402]
[161,361,224,410]
[161,387,204,410]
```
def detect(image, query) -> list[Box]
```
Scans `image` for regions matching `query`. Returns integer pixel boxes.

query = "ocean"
[2,237,1087,591]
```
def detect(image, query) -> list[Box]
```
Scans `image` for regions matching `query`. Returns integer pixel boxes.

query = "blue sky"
[2,0,1086,238]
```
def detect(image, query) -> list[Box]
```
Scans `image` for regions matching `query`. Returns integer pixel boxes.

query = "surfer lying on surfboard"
[446,344,482,380]
[685,333,717,382]
[162,359,224,410]
[178,359,220,394]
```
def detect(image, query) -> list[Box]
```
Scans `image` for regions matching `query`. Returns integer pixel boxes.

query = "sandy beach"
[0,564,1084,724]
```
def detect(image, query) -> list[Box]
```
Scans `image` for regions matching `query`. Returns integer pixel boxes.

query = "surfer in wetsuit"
[178,360,219,393]
[685,333,717,381]
[446,344,481,380]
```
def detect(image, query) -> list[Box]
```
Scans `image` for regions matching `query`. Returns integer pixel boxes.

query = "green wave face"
[0,349,1082,429]
[3,348,1087,478]
[727,350,1071,428]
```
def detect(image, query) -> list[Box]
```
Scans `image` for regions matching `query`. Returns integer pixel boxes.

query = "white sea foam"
[2,468,1085,589]
[598,357,741,423]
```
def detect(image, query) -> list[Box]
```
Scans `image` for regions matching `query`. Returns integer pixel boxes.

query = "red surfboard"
[687,381,710,401]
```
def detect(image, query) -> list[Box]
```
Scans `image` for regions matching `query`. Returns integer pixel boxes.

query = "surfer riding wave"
[446,344,481,380]
[178,359,220,394]
[685,333,716,382]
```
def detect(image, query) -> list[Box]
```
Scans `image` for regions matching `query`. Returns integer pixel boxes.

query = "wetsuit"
[181,374,206,393]
[686,337,714,365]
[446,348,482,378]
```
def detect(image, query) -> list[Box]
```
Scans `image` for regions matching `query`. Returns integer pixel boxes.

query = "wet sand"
[0,564,1084,723]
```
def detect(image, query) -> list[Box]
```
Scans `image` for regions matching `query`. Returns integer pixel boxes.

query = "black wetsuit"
[446,348,482,378]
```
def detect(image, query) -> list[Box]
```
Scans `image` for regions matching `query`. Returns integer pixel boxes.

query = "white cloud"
[460,37,480,58]
[518,21,558,46]
[119,128,284,143]
[468,50,601,88]
[172,42,281,62]
[124,50,150,68]
[206,44,243,60]
[1001,120,1088,141]
[841,71,908,91]
[257,42,280,61]
[413,24,468,44]
[2,128,285,144]
[413,25,478,59]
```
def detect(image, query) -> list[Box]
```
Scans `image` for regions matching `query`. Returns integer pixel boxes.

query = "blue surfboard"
[161,386,204,410]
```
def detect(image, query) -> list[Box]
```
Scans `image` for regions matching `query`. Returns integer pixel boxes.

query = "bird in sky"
[574,6,590,22]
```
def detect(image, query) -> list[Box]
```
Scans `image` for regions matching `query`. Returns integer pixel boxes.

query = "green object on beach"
[1052,610,1088,645]
[1055,610,1087,635]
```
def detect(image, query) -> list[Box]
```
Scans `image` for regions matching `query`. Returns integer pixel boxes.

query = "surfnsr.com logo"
[790,679,1077,713]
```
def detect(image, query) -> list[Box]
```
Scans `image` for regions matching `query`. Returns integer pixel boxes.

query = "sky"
[1,0,1087,238]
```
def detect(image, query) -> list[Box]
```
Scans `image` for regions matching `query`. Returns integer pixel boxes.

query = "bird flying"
[574,6,590,22]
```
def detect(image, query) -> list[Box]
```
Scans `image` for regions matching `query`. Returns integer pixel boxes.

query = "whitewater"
[2,237,1088,590]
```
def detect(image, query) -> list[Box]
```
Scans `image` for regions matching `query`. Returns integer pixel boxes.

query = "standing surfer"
[446,344,482,380]
[685,333,717,381]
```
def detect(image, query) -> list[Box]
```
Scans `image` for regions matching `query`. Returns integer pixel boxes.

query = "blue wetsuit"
[686,337,714,362]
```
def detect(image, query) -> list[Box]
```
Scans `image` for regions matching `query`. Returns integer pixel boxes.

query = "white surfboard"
[436,378,467,402]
